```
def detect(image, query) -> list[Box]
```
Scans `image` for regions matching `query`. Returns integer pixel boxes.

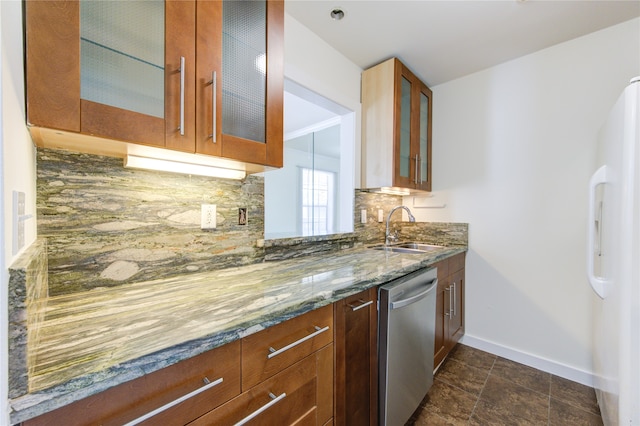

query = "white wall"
[1,0,38,423]
[408,18,640,385]
[284,13,363,188]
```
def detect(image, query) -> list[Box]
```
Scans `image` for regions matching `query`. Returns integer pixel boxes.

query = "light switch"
[12,191,27,255]
[360,209,367,224]
[378,209,384,223]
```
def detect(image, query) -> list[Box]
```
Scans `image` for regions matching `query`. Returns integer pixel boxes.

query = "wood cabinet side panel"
[25,0,80,131]
[361,58,396,188]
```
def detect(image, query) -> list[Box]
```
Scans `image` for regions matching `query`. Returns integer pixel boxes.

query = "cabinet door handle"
[348,299,373,311]
[414,154,419,184]
[419,155,423,184]
[446,286,453,318]
[123,376,223,426]
[178,56,185,136]
[452,281,457,317]
[267,325,330,359]
[208,71,217,143]
[234,392,287,426]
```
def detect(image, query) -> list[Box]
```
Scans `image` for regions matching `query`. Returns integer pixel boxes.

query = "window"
[301,168,335,236]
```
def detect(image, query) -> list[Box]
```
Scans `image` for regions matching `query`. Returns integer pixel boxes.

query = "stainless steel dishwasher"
[378,267,437,426]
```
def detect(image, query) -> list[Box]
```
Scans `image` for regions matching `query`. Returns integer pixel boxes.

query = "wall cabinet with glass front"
[25,0,283,168]
[361,57,432,192]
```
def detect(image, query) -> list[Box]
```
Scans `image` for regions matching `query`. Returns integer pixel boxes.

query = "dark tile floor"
[407,344,603,425]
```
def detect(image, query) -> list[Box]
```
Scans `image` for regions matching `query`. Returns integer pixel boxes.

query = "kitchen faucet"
[385,205,416,245]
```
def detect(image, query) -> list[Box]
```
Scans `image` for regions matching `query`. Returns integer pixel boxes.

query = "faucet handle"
[387,231,399,243]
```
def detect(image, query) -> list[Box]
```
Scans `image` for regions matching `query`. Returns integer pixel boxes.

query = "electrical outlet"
[201,204,216,230]
[360,209,367,224]
[238,208,247,225]
[378,209,384,223]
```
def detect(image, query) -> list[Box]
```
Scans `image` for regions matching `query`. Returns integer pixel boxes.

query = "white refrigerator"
[588,76,640,425]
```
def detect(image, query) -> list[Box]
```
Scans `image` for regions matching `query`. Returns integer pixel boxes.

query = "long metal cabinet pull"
[123,376,223,426]
[452,282,457,317]
[418,156,422,184]
[348,299,373,311]
[390,279,437,310]
[234,392,287,426]
[414,155,419,184]
[208,71,217,142]
[178,56,185,136]
[445,286,452,317]
[267,325,330,359]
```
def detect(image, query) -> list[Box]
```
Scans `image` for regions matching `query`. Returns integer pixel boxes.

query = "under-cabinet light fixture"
[376,187,412,196]
[124,155,246,180]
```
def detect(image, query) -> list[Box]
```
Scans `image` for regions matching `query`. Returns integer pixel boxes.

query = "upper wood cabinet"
[25,0,283,168]
[361,57,432,192]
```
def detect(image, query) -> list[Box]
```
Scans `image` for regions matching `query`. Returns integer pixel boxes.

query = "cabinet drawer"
[449,252,465,273]
[241,305,333,390]
[434,259,449,283]
[189,350,320,426]
[24,341,241,426]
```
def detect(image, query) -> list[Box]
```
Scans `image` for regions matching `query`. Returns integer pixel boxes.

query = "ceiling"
[285,0,640,87]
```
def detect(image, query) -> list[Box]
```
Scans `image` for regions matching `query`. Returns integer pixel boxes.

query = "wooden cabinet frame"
[25,0,283,168]
[362,57,432,192]
[334,288,378,426]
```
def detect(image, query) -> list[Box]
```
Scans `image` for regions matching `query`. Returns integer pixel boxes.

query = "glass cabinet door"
[78,0,195,150]
[222,0,267,143]
[394,72,414,188]
[80,1,165,118]
[217,0,284,168]
[418,87,432,191]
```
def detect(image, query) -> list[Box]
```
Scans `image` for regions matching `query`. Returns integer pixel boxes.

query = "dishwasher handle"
[390,279,437,310]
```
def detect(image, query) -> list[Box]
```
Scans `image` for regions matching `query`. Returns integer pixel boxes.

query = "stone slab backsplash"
[35,148,468,296]
[37,148,265,295]
[8,239,48,398]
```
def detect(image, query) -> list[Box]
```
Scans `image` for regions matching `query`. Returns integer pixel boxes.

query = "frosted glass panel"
[420,92,429,183]
[222,1,267,143]
[399,77,412,178]
[80,1,164,118]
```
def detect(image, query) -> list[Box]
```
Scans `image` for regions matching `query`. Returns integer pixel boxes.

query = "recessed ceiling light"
[330,8,345,21]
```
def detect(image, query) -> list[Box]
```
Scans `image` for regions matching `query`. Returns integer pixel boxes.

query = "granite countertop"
[10,244,465,423]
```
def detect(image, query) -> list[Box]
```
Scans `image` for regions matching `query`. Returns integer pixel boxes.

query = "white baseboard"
[460,335,595,388]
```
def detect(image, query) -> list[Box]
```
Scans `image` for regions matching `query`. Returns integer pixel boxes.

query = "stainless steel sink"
[370,242,444,254]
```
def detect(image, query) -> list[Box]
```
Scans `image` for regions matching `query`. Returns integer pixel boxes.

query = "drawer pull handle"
[234,391,286,426]
[348,299,373,311]
[267,325,330,359]
[123,376,223,426]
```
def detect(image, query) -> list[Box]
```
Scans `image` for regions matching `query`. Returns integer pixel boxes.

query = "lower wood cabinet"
[189,344,333,425]
[22,257,465,426]
[333,288,378,426]
[433,252,466,370]
[23,340,242,426]
[23,305,334,426]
